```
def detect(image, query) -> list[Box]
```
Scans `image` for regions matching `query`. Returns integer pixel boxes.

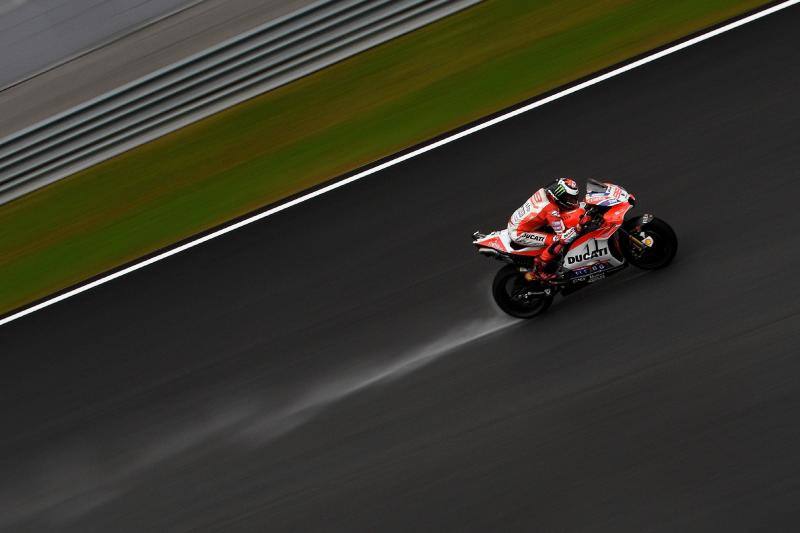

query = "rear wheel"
[622,216,678,270]
[492,265,553,319]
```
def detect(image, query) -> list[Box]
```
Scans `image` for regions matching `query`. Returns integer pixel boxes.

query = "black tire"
[492,265,553,319]
[622,216,678,270]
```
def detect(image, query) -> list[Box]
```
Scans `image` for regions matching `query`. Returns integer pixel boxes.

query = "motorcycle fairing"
[474,230,544,257]
[585,180,631,207]
[562,237,623,272]
[570,201,632,247]
[566,260,616,283]
[562,201,631,275]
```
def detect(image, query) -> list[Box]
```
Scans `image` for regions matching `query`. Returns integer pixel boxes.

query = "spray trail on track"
[0,314,517,529]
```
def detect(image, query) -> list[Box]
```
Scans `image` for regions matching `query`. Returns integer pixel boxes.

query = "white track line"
[1,0,797,327]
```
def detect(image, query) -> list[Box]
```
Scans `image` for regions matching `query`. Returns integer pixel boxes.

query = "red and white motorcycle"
[473,180,677,318]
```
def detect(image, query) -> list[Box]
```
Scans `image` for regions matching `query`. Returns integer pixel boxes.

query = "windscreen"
[585,179,629,206]
[586,179,609,196]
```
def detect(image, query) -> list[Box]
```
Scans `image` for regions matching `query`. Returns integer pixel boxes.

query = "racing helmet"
[546,177,580,210]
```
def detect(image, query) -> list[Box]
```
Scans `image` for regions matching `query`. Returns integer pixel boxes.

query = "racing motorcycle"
[473,179,677,319]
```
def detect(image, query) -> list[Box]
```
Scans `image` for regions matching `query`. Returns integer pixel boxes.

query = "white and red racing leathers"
[507,188,584,264]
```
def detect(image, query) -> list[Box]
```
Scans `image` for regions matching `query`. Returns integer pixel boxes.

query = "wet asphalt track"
[3,5,800,532]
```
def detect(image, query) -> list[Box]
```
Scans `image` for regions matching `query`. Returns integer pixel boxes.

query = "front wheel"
[622,216,678,270]
[492,265,554,319]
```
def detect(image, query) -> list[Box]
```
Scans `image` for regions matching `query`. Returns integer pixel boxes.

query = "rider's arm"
[546,209,577,244]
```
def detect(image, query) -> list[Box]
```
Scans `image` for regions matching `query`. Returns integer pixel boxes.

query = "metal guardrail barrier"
[0,0,481,204]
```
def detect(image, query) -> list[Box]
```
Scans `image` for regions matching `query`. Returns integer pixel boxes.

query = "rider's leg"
[507,225,552,248]
[532,239,566,280]
[508,224,562,279]
[538,240,563,268]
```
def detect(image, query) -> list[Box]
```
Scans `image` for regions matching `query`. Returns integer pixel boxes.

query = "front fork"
[618,227,653,256]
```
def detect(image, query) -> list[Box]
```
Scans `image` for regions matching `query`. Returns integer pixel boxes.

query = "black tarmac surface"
[2,6,800,532]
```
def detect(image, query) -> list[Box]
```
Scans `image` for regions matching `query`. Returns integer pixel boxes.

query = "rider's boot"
[525,256,557,282]
[534,258,558,280]
[527,242,563,281]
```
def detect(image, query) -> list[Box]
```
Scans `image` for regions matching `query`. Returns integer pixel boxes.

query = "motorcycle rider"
[507,177,585,280]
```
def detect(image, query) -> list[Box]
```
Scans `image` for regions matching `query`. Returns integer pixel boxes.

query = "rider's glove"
[560,227,578,244]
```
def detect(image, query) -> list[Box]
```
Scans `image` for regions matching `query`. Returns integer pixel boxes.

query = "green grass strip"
[0,0,767,315]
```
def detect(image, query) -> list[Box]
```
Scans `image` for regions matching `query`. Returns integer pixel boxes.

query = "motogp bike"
[473,180,677,319]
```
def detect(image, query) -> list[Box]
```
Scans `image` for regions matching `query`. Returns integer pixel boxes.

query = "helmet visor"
[549,179,579,209]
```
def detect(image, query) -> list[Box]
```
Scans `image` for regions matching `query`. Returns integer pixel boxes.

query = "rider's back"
[509,188,557,234]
